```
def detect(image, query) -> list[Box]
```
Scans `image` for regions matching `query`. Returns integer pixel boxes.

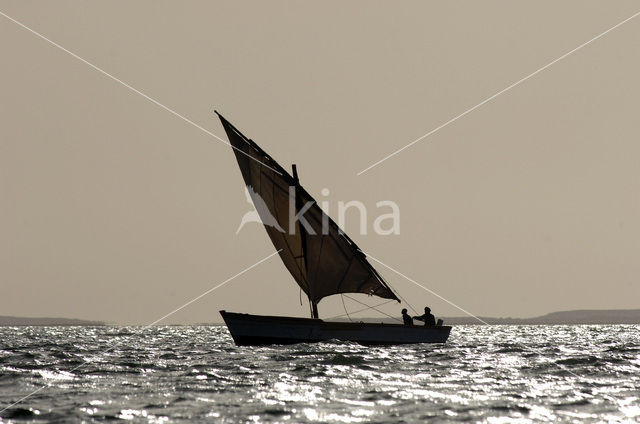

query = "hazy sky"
[1,1,638,324]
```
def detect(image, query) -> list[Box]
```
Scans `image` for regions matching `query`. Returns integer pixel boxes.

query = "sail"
[217,112,399,304]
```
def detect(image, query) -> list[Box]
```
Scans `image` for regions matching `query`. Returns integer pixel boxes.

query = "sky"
[1,1,638,324]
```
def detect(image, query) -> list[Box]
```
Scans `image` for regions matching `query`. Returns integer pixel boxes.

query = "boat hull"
[220,310,451,346]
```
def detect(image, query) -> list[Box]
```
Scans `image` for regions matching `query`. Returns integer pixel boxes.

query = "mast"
[293,164,319,319]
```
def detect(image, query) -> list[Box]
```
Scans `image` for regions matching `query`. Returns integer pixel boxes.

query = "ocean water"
[0,325,638,423]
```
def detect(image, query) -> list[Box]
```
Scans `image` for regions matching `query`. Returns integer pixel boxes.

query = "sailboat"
[216,112,451,345]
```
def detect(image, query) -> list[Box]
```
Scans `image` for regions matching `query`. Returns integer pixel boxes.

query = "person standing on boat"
[413,307,436,326]
[401,308,413,326]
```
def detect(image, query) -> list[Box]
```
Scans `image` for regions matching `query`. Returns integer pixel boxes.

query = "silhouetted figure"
[413,307,436,326]
[401,308,413,326]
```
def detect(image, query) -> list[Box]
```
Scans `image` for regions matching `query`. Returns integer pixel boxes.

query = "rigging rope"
[370,266,419,315]
[394,289,419,315]
[342,294,402,323]
[340,294,353,322]
[327,299,396,320]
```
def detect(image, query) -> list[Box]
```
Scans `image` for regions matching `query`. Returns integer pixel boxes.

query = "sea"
[0,325,638,423]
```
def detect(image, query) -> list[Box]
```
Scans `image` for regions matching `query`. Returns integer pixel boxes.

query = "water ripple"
[0,325,638,422]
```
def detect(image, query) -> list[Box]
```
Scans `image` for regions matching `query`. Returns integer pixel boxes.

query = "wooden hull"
[220,310,451,346]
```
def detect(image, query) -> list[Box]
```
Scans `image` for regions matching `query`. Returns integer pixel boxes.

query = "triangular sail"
[217,112,399,305]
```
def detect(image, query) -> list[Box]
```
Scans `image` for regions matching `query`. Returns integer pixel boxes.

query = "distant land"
[0,316,105,326]
[441,309,640,325]
[1,309,639,326]
[342,309,640,325]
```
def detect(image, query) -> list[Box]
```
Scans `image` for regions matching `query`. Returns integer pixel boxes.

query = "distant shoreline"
[1,309,639,326]
[442,309,640,325]
[0,316,106,326]
[338,309,640,325]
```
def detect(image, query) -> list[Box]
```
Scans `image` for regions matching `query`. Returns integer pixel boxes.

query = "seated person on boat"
[401,308,413,326]
[413,307,436,326]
